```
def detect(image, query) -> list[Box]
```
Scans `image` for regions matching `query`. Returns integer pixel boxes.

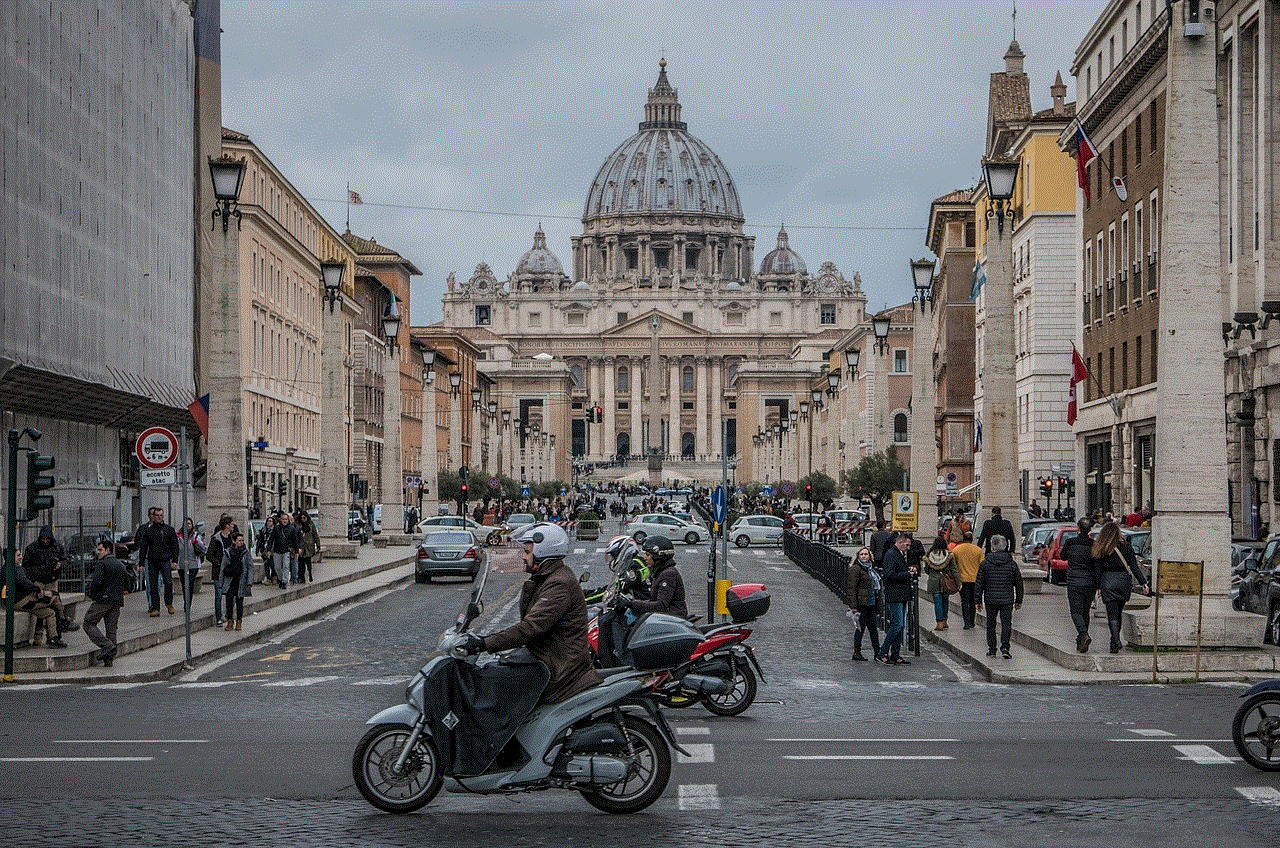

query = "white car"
[626,512,709,545]
[415,514,488,546]
[729,514,785,547]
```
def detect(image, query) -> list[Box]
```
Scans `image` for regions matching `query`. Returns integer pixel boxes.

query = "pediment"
[602,309,710,339]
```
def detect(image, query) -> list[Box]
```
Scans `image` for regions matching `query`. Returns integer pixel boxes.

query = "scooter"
[1232,679,1280,771]
[353,562,690,814]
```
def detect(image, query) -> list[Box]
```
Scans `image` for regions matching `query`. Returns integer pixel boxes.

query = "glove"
[613,594,632,611]
[461,633,485,655]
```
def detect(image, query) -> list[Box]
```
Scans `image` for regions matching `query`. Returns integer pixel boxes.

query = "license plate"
[436,552,460,559]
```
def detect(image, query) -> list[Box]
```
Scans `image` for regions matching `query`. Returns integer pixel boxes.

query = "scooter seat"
[697,620,752,634]
[598,665,637,678]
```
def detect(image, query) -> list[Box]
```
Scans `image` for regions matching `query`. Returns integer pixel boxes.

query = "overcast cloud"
[222,0,1107,325]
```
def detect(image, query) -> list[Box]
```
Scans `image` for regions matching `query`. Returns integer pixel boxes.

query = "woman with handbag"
[1092,522,1151,653]
[846,547,881,661]
[923,535,961,631]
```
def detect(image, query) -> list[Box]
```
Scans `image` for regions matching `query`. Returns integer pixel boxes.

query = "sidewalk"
[2,542,416,684]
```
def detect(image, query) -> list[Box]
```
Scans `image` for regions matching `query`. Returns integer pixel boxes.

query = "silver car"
[415,514,488,546]
[626,512,709,545]
[730,514,785,547]
[415,530,483,583]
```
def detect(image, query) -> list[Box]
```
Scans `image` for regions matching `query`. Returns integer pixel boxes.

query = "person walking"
[205,516,233,626]
[83,539,128,666]
[976,506,1016,555]
[136,506,180,617]
[869,520,894,568]
[257,515,276,584]
[846,546,881,662]
[922,536,960,631]
[296,512,320,584]
[219,531,251,631]
[1062,517,1099,653]
[175,517,204,611]
[1093,522,1150,653]
[975,535,1023,659]
[951,532,983,630]
[877,534,916,665]
[270,512,301,589]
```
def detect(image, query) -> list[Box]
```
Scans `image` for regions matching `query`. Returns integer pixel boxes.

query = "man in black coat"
[877,534,917,665]
[22,524,78,639]
[136,506,180,616]
[976,535,1024,659]
[13,557,65,647]
[869,521,894,568]
[84,538,129,666]
[1062,518,1098,652]
[976,506,1017,554]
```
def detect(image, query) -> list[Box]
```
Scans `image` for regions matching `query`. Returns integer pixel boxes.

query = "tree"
[842,445,907,521]
[798,471,839,506]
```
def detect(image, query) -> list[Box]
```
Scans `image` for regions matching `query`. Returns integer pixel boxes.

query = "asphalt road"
[1,507,1278,846]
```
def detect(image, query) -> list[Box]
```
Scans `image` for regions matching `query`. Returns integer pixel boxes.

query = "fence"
[14,506,117,594]
[783,530,919,657]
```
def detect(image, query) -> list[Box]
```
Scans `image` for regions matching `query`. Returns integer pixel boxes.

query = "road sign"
[520,484,531,498]
[780,482,794,496]
[489,476,500,488]
[891,490,919,533]
[711,485,726,523]
[135,427,177,469]
[140,467,177,487]
[761,485,774,497]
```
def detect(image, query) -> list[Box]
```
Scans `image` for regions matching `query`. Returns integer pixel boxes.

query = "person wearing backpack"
[205,515,233,625]
[846,546,881,662]
[219,531,251,631]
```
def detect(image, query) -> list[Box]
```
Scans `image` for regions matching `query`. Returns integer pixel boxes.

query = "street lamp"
[872,314,891,355]
[826,371,841,398]
[911,257,936,308]
[208,154,246,232]
[449,372,462,396]
[320,259,345,312]
[909,255,939,537]
[488,401,497,418]
[471,388,482,409]
[847,348,860,379]
[422,347,436,382]
[799,401,810,420]
[381,291,401,351]
[982,157,1020,232]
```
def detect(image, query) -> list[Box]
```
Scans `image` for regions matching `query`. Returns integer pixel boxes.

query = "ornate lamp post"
[448,371,462,471]
[871,312,891,453]
[380,290,405,539]
[910,256,938,536]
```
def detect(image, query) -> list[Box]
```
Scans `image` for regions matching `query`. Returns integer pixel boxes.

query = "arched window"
[682,432,695,459]
[682,365,694,392]
[894,413,909,443]
[617,365,630,392]
[570,363,584,387]
[616,432,631,458]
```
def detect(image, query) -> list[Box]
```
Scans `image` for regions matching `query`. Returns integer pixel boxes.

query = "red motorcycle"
[588,583,769,717]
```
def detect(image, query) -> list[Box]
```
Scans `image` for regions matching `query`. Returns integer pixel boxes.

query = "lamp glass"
[982,158,1020,201]
[829,371,841,389]
[449,372,462,388]
[800,401,810,415]
[502,410,511,424]
[320,260,345,294]
[381,295,401,341]
[488,401,497,415]
[911,257,935,298]
[422,348,436,367]
[208,155,245,201]
[812,390,823,403]
[471,389,482,404]
[849,349,860,369]
[872,315,891,340]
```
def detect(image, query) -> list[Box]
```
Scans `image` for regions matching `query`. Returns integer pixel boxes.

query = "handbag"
[1117,547,1146,589]
[940,570,960,596]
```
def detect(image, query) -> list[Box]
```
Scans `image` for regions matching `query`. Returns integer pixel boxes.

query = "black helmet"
[640,535,675,567]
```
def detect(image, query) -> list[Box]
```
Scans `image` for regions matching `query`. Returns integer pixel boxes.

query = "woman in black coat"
[1092,522,1151,654]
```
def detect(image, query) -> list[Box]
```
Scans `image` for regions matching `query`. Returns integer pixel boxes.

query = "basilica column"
[710,360,722,461]
[589,358,602,461]
[668,359,680,456]
[695,358,709,460]
[603,357,616,459]
[631,360,643,456]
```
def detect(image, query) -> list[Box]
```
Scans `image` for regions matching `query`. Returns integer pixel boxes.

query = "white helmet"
[515,521,570,566]
[605,534,639,571]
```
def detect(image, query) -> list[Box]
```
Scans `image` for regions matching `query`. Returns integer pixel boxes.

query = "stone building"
[436,61,870,487]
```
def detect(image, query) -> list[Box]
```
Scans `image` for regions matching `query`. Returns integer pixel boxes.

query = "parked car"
[1036,525,1077,584]
[1023,523,1073,563]
[348,509,369,544]
[414,530,483,583]
[729,514,785,547]
[1232,540,1268,609]
[625,512,709,545]
[414,514,488,546]
[502,512,538,533]
[1237,534,1280,643]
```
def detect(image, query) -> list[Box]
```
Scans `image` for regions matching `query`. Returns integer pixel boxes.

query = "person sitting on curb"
[22,525,78,640]
[13,556,66,648]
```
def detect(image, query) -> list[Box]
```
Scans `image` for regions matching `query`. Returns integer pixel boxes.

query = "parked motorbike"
[1232,679,1280,771]
[353,561,689,814]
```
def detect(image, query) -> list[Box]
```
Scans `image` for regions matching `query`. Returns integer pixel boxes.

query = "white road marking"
[880,682,925,689]
[768,738,960,743]
[786,679,843,690]
[676,727,711,735]
[1,757,154,762]
[678,784,721,810]
[1236,786,1280,806]
[784,755,953,761]
[1109,739,1231,743]
[0,684,64,690]
[170,681,240,688]
[54,739,206,744]
[1204,681,1249,688]
[262,676,345,687]
[574,548,585,554]
[350,676,409,686]
[1129,728,1175,737]
[925,643,976,681]
[677,743,715,764]
[84,682,157,690]
[1173,744,1235,764]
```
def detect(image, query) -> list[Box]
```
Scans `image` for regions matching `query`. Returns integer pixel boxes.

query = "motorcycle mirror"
[579,570,591,584]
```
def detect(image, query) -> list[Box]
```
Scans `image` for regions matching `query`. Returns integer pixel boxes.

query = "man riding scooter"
[601,536,688,667]
[596,537,651,668]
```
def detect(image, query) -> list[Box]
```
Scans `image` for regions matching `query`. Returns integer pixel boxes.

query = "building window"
[682,311,694,324]
[769,311,782,327]
[625,248,638,270]
[964,221,975,247]
[894,350,908,373]
[893,413,909,443]
[617,312,628,325]
[473,303,490,325]
[682,365,694,392]
[567,311,585,326]
[820,304,836,324]
[726,311,743,325]
[685,246,699,270]
[653,247,669,269]
[529,311,542,327]
[570,364,583,386]
[617,365,629,392]
[682,402,693,411]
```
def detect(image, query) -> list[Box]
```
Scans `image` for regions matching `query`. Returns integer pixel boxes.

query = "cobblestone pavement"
[0,796,1274,847]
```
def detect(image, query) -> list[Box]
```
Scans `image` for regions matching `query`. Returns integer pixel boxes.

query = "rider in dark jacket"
[622,536,688,619]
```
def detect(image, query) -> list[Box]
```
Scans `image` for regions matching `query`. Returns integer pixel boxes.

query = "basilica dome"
[582,60,743,222]
[759,227,806,276]
[515,226,565,277]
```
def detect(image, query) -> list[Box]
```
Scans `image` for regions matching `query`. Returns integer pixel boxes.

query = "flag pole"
[345,181,350,232]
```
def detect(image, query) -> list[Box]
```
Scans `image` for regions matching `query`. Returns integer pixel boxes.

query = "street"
[1,524,1277,846]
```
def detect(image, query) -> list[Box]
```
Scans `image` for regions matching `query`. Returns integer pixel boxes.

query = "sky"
[221,0,1109,326]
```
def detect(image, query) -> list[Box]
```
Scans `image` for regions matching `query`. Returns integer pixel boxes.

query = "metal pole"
[5,430,20,681]
[1151,581,1161,684]
[1194,561,1204,682]
[179,426,192,666]
[720,416,729,623]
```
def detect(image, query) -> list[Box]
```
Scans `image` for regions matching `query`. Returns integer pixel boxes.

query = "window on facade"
[1106,281,1114,316]
[894,350,908,373]
[685,246,700,270]
[1150,99,1158,152]
[682,402,693,411]
[726,311,743,325]
[820,304,836,324]
[1135,334,1143,386]
[570,364,583,386]
[964,221,975,247]
[653,247,669,269]
[474,304,490,325]
[1135,113,1142,164]
[1149,192,1159,268]
[893,413,909,443]
[529,311,542,326]
[1109,347,1116,392]
[617,365,629,392]
[682,312,694,324]
[769,311,782,327]
[1151,330,1158,382]
[728,362,738,382]
[567,311,584,326]
[682,366,694,392]
[1121,342,1129,390]
[617,312,628,325]
[625,248,638,270]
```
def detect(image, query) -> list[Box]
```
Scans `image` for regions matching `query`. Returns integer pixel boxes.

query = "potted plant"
[575,509,600,541]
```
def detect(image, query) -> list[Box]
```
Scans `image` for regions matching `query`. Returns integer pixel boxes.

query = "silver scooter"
[353,561,691,814]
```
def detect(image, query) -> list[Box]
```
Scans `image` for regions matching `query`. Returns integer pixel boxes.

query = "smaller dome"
[759,227,807,276]
[515,226,565,277]
[533,352,554,361]
[572,280,591,291]
[723,281,743,291]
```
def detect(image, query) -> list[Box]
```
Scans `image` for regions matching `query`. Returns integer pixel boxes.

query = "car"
[415,530,483,583]
[1023,523,1073,563]
[625,512,709,545]
[414,514,488,546]
[1036,525,1076,584]
[347,510,369,544]
[729,514,785,547]
[503,512,538,533]
[1232,540,1267,608]
[1237,534,1280,643]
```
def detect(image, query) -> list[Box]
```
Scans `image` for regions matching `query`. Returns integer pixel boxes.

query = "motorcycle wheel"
[352,722,442,813]
[701,656,757,717]
[486,530,502,547]
[580,715,671,814]
[1233,694,1280,771]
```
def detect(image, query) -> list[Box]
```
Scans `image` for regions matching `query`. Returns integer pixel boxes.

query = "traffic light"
[25,451,55,520]
[595,406,603,423]
[1057,475,1067,489]
[1040,478,1052,498]
[460,482,468,500]
[1066,478,1076,498]
[278,479,288,496]
[585,407,594,423]
[804,483,813,499]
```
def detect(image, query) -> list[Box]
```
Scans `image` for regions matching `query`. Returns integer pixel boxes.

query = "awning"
[0,363,197,433]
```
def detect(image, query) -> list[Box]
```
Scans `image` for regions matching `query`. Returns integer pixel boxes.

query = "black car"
[1237,535,1280,644]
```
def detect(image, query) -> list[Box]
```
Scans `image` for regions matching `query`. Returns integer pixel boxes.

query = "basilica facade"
[438,61,871,487]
